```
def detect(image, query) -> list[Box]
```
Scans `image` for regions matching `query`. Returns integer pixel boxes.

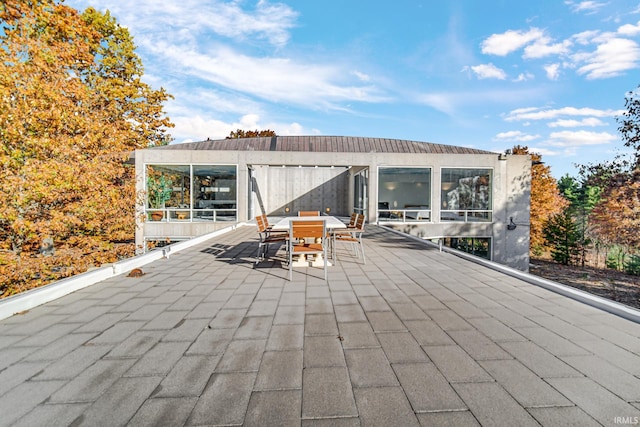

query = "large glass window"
[145,164,237,222]
[440,168,492,222]
[193,165,237,221]
[378,167,431,221]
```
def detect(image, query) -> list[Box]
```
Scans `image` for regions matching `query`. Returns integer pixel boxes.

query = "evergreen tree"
[544,208,581,266]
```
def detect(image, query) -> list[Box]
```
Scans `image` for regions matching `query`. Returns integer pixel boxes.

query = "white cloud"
[523,37,572,59]
[565,1,608,14]
[82,0,298,48]
[170,113,316,142]
[148,43,387,109]
[544,63,561,80]
[469,63,507,79]
[548,118,607,127]
[505,106,624,121]
[526,146,565,157]
[481,28,545,56]
[494,130,540,142]
[573,37,640,79]
[513,72,535,82]
[351,70,371,82]
[544,130,617,147]
[618,20,640,36]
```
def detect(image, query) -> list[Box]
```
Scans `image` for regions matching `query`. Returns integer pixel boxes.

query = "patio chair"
[298,211,320,216]
[289,220,328,281]
[346,212,360,228]
[255,215,288,264]
[333,213,366,264]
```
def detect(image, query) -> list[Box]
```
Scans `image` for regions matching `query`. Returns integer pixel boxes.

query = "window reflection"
[145,164,237,222]
[440,168,492,222]
[378,167,431,221]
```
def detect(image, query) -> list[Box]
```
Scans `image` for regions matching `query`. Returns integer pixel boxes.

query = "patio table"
[271,216,346,266]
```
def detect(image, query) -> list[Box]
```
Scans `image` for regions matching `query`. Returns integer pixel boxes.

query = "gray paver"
[234,315,273,339]
[334,304,367,322]
[404,319,455,346]
[0,380,67,427]
[514,327,591,357]
[105,331,164,358]
[561,354,640,401]
[33,344,112,381]
[49,359,136,403]
[215,339,266,372]
[377,331,429,363]
[448,329,512,360]
[480,359,572,407]
[422,345,493,383]
[546,377,640,425]
[498,340,582,378]
[389,302,429,320]
[127,397,197,427]
[154,355,220,397]
[75,376,162,427]
[338,321,379,348]
[189,372,257,425]
[266,324,304,350]
[12,402,90,427]
[344,348,398,387]
[208,308,246,329]
[245,390,302,427]
[255,350,303,390]
[3,224,640,426]
[125,341,190,377]
[416,411,480,427]
[367,311,406,332]
[453,382,540,427]
[302,367,357,418]
[353,387,420,427]
[393,362,467,412]
[305,313,338,336]
[185,326,234,355]
[274,305,305,325]
[304,335,346,367]
[526,406,601,427]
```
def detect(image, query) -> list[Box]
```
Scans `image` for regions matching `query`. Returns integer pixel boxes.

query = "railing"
[440,210,492,222]
[377,209,431,222]
[146,208,238,222]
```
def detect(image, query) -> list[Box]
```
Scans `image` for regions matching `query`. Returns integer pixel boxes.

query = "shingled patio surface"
[1,224,640,426]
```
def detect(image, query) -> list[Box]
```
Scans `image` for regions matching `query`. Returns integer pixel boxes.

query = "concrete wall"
[135,148,531,270]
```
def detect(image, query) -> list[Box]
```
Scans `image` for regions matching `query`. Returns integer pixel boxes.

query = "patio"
[1,224,640,426]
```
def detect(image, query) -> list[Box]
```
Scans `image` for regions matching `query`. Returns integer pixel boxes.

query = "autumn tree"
[226,129,277,139]
[0,1,173,296]
[590,169,640,253]
[511,146,567,255]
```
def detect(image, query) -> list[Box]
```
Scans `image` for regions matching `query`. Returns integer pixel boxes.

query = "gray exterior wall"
[134,139,531,271]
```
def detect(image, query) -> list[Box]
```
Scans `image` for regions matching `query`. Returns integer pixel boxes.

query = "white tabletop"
[271,216,347,231]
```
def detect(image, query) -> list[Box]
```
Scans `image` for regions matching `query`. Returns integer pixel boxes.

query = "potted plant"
[147,175,173,220]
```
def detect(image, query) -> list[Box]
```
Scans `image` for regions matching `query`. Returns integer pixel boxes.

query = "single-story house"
[134,136,531,270]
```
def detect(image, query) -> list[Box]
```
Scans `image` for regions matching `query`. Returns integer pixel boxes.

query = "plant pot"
[150,211,164,221]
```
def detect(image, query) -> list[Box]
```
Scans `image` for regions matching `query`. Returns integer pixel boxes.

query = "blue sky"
[65,0,640,178]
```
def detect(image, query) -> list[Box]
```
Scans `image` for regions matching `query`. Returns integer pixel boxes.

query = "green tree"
[544,208,581,266]
[617,84,640,169]
[0,1,173,297]
[557,174,601,267]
